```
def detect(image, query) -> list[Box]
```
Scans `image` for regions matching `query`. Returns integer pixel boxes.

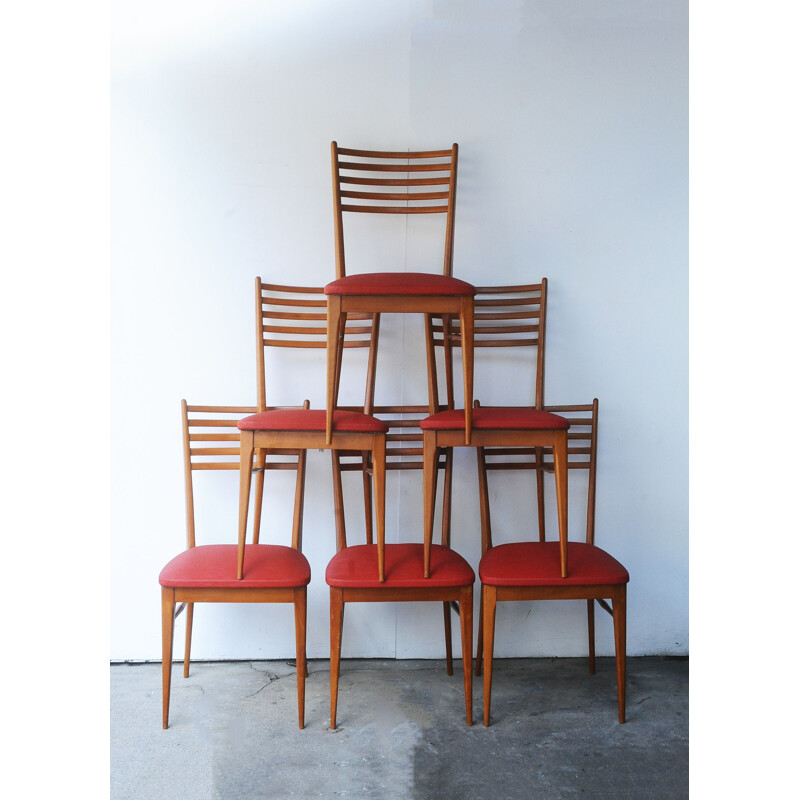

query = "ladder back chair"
[422,280,572,580]
[477,399,630,725]
[159,401,311,729]
[325,142,476,447]
[238,281,390,581]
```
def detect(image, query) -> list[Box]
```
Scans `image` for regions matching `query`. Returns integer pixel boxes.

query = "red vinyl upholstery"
[326,543,475,589]
[159,544,311,589]
[479,542,629,587]
[325,272,476,297]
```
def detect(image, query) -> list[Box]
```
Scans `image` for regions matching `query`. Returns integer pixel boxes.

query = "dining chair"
[325,398,472,730]
[237,280,389,578]
[159,401,311,729]
[421,280,572,581]
[476,400,630,725]
[324,142,476,447]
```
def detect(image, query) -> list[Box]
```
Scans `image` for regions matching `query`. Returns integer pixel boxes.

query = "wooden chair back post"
[330,142,459,279]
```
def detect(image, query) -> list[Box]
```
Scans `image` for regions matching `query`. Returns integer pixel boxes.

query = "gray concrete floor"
[111,656,688,800]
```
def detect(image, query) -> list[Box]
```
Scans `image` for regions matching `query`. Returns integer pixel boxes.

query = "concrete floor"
[111,656,688,800]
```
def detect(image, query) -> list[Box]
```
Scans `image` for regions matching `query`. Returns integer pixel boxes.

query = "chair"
[248,278,381,556]
[421,280,571,581]
[477,400,630,725]
[237,280,389,578]
[324,142,476,447]
[325,515,475,729]
[159,401,311,729]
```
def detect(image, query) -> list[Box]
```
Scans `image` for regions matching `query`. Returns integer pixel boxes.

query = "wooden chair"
[237,280,389,578]
[324,142,476,447]
[159,401,311,729]
[325,515,475,729]
[477,400,630,725]
[421,280,571,581]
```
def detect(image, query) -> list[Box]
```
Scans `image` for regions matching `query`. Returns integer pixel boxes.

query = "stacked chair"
[159,141,630,730]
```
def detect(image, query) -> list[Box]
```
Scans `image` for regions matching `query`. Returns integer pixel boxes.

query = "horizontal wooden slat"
[337,147,453,159]
[339,160,452,173]
[341,175,452,187]
[341,190,450,202]
[260,295,327,307]
[340,204,449,214]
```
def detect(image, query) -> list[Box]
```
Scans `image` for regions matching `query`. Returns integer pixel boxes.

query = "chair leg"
[330,451,348,552]
[587,599,596,675]
[252,449,266,544]
[475,584,484,677]
[443,601,454,676]
[552,429,569,578]
[361,451,373,545]
[161,587,176,729]
[237,431,255,580]
[183,602,194,678]
[329,588,345,729]
[613,586,627,723]
[291,449,307,552]
[460,586,473,726]
[294,588,307,729]
[482,585,497,726]
[325,296,343,446]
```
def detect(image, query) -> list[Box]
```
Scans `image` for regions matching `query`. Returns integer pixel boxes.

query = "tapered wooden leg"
[252,449,266,544]
[330,451,347,552]
[482,585,497,727]
[613,587,627,723]
[475,584,484,676]
[291,449,307,552]
[552,429,569,578]
[460,298,475,445]
[422,433,437,578]
[183,602,193,678]
[460,586,473,726]
[535,458,546,542]
[325,296,343,446]
[361,452,373,545]
[329,588,344,729]
[587,599,596,675]
[294,588,307,729]
[161,587,175,729]
[476,447,492,553]
[237,431,255,580]
[372,435,386,582]
[443,601,454,676]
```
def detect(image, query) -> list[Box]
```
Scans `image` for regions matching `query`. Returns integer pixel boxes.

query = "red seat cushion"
[326,543,475,588]
[420,406,570,431]
[479,542,629,587]
[159,544,311,588]
[325,272,476,297]
[238,409,388,433]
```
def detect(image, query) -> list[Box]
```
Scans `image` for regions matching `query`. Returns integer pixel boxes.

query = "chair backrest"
[429,281,548,410]
[181,400,258,549]
[256,278,378,412]
[331,142,459,279]
[479,399,600,548]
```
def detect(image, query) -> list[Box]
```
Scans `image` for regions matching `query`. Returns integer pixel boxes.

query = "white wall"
[111,0,688,661]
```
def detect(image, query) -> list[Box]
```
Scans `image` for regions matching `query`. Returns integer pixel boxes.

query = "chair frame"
[160,401,309,729]
[325,142,475,447]
[477,400,629,725]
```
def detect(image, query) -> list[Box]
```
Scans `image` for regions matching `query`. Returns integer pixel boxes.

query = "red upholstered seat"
[326,543,475,588]
[420,406,570,431]
[159,544,311,589]
[479,542,629,587]
[238,408,388,433]
[324,272,476,297]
